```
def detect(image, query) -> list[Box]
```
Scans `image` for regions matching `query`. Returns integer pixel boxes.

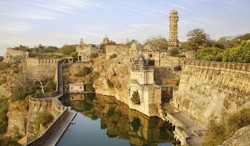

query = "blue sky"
[0,0,249,55]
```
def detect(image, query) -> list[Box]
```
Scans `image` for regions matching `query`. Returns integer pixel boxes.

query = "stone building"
[98,35,129,60]
[129,51,161,116]
[168,9,179,50]
[76,38,98,62]
[4,48,29,62]
[69,82,85,93]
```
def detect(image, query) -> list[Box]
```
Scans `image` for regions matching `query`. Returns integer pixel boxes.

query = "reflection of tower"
[168,9,179,50]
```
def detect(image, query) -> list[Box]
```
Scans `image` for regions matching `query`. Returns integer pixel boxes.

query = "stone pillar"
[168,9,179,50]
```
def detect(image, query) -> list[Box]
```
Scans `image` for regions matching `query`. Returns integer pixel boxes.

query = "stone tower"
[168,9,179,50]
[80,38,84,47]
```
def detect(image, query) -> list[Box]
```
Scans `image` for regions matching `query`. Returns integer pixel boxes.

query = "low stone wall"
[26,108,68,146]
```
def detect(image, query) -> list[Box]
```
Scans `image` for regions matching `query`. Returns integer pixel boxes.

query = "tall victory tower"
[168,9,179,50]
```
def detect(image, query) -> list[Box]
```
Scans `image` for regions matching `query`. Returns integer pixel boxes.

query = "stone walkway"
[163,104,206,146]
[40,110,77,146]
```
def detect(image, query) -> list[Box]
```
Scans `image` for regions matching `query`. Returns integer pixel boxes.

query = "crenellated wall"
[172,60,250,125]
[25,58,60,79]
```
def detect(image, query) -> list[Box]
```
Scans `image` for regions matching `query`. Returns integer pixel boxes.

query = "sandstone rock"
[222,125,250,146]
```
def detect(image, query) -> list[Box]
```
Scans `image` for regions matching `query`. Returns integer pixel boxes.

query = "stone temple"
[168,9,179,50]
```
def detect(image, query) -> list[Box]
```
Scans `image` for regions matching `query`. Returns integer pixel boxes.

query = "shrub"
[75,66,91,77]
[109,54,117,59]
[131,90,140,105]
[0,62,10,70]
[204,108,250,146]
[44,80,56,92]
[85,83,95,92]
[0,56,4,62]
[0,98,8,134]
[0,75,7,85]
[89,72,100,85]
[169,48,180,57]
[0,137,21,146]
[35,112,54,129]
[107,79,114,88]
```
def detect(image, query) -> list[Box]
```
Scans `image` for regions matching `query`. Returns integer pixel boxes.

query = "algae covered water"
[57,94,176,146]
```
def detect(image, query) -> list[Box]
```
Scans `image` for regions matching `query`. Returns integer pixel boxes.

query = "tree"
[131,90,140,105]
[58,45,76,55]
[0,56,4,62]
[186,28,210,51]
[144,36,168,52]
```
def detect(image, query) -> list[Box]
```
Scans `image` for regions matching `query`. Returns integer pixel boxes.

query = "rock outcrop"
[222,125,250,146]
[92,56,130,104]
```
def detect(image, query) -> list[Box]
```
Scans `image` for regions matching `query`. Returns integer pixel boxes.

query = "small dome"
[170,9,177,14]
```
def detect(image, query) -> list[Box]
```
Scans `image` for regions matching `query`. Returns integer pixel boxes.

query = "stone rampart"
[27,59,67,143]
[173,60,250,125]
[183,60,250,72]
[26,107,68,146]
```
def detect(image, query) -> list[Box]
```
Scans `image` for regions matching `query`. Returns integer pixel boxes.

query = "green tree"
[58,45,76,55]
[0,56,4,62]
[196,47,223,61]
[70,52,78,61]
[186,28,210,51]
[144,36,168,52]
[75,66,92,77]
[131,90,140,105]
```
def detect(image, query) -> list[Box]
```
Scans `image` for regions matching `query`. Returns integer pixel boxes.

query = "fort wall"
[172,60,250,125]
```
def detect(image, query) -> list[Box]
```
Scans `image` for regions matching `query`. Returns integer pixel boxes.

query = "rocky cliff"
[222,125,250,146]
[172,61,250,125]
[93,56,130,104]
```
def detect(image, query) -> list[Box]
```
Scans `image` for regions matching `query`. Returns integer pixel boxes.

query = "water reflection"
[58,94,176,146]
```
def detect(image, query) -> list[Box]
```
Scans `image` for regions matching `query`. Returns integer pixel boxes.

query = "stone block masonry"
[173,60,250,126]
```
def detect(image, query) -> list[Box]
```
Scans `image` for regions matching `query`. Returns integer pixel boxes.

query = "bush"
[0,62,10,70]
[0,56,4,62]
[44,80,56,92]
[0,75,7,85]
[106,79,114,88]
[0,137,21,146]
[0,98,8,134]
[89,73,100,85]
[204,108,250,146]
[70,52,78,61]
[85,83,95,92]
[196,41,250,63]
[75,66,91,77]
[169,48,180,57]
[109,54,117,59]
[131,90,140,105]
[35,112,54,129]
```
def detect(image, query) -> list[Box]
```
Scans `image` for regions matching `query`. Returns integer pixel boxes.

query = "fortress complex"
[76,38,99,62]
[129,51,161,116]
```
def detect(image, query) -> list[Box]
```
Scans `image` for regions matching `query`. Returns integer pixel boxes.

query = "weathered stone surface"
[172,62,250,125]
[222,125,250,146]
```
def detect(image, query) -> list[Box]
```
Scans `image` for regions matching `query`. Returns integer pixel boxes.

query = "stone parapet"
[184,60,250,72]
